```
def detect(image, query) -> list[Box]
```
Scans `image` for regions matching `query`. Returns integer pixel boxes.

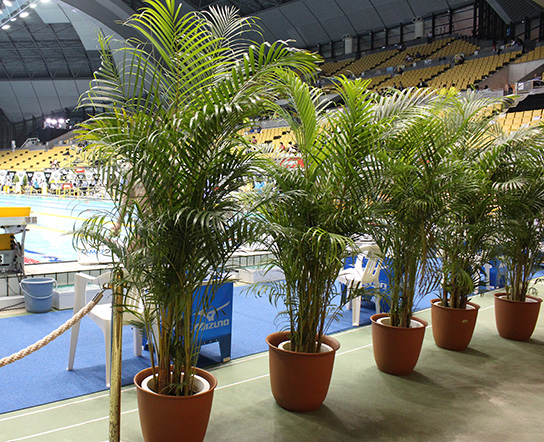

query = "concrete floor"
[1,290,543,442]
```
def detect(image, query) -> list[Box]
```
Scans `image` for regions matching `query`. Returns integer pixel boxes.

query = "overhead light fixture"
[41,0,50,3]
[1,1,38,31]
[1,24,9,30]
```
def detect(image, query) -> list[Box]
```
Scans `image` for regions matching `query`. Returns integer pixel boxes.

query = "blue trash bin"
[20,277,57,313]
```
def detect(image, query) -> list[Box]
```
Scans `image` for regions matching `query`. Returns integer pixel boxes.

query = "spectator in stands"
[504,83,514,95]
[417,78,428,88]
[453,53,465,65]
[439,84,448,96]
[80,179,89,195]
[405,53,414,63]
[251,135,257,144]
[448,83,458,96]
[415,51,422,60]
[398,82,405,91]
[279,141,286,151]
[427,31,433,44]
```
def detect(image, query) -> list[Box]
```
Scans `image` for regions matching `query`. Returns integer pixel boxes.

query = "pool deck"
[1,289,543,442]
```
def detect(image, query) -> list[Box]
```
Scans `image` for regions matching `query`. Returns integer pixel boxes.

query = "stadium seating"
[0,144,85,171]
[514,44,544,64]
[378,64,449,90]
[428,51,521,91]
[496,109,544,133]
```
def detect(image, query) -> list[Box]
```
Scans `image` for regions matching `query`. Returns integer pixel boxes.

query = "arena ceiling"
[0,0,542,123]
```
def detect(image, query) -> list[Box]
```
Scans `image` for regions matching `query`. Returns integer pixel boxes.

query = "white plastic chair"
[67,271,143,387]
[337,245,382,326]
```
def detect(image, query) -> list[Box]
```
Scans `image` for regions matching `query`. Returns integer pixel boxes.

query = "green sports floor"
[1,289,543,442]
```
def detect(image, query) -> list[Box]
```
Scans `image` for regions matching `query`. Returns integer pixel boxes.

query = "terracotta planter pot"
[431,298,480,351]
[494,293,543,341]
[266,331,340,412]
[134,367,217,442]
[371,313,428,375]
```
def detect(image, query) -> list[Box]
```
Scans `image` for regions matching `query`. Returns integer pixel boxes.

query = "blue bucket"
[20,277,57,313]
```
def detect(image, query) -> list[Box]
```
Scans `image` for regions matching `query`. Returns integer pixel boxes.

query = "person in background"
[417,78,428,88]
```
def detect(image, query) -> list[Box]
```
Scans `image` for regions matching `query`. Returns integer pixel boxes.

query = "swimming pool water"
[0,195,114,263]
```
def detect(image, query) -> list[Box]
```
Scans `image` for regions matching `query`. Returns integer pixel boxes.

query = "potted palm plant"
[75,1,318,440]
[430,93,505,351]
[251,75,378,411]
[492,125,544,341]
[362,88,458,375]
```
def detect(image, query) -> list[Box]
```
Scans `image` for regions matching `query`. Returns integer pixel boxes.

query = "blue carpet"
[0,283,440,414]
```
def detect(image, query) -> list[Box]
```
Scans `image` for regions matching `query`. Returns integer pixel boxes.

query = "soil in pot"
[494,293,542,341]
[431,298,480,351]
[371,313,428,376]
[134,367,217,442]
[266,331,340,412]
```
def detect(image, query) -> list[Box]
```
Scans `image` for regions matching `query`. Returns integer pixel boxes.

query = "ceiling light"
[20,12,29,18]
[2,24,10,30]
[10,17,16,21]
[3,1,12,7]
[40,0,50,3]
[30,3,37,8]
